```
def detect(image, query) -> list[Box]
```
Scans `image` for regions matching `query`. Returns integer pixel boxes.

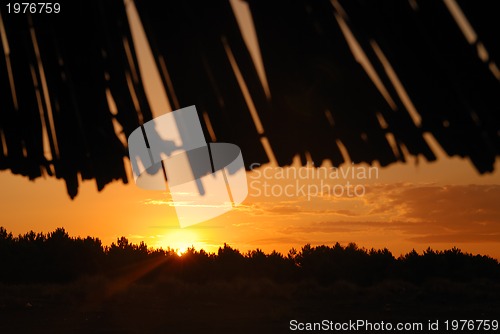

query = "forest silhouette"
[1,226,498,285]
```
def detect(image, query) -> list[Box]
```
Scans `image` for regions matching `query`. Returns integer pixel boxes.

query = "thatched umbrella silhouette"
[0,0,498,198]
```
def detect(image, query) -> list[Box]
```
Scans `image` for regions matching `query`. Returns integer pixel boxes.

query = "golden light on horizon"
[155,228,203,255]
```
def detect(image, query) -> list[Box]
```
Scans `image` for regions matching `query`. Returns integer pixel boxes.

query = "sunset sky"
[1,0,499,259]
[1,146,499,257]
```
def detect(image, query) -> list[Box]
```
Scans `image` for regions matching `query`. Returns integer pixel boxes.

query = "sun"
[156,228,201,255]
[174,243,191,256]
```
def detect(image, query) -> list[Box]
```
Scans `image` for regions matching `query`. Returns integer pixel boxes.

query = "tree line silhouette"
[0,227,498,285]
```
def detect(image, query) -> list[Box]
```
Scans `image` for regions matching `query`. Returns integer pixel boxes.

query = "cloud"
[280,220,411,234]
[309,184,500,243]
[142,199,171,205]
[143,182,500,247]
[408,233,500,243]
[247,183,500,245]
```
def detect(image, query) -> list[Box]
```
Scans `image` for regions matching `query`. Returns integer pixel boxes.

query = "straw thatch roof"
[0,0,498,198]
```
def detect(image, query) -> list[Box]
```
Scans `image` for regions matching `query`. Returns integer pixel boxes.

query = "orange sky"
[0,0,499,259]
[1,150,499,258]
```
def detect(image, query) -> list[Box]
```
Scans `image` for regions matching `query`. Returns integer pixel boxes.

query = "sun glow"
[156,228,203,256]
